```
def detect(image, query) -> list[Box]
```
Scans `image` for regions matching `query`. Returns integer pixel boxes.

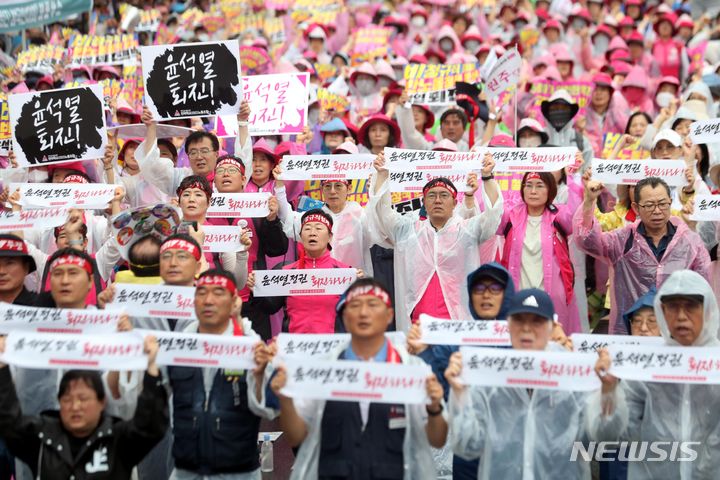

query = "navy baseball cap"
[506,289,555,321]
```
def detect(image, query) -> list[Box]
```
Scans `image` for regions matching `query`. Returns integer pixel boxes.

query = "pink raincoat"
[584,93,630,157]
[573,210,711,334]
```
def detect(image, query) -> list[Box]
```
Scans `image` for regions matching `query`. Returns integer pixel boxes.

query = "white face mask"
[655,91,675,108]
[197,33,210,42]
[594,35,609,54]
[440,38,455,53]
[572,18,586,31]
[308,108,320,127]
[411,16,425,28]
[355,79,376,96]
[518,135,542,148]
[377,77,393,89]
[465,40,480,52]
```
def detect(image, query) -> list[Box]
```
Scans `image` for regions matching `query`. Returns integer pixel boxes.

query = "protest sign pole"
[514,81,518,144]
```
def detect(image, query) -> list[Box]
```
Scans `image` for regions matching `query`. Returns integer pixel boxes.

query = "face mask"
[308,108,320,127]
[594,34,609,54]
[377,77,392,89]
[546,109,574,130]
[655,91,675,108]
[29,168,48,182]
[623,88,644,105]
[355,79,376,96]
[440,39,455,53]
[465,40,480,52]
[572,18,586,31]
[198,33,210,42]
[519,135,542,148]
[411,16,425,28]
[393,67,404,80]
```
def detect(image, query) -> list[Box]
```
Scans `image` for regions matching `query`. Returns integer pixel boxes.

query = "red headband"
[215,157,246,175]
[345,285,391,307]
[526,172,542,181]
[50,255,93,275]
[196,274,237,295]
[64,174,89,184]
[302,213,332,232]
[177,181,211,199]
[161,239,201,261]
[0,239,27,254]
[422,178,458,197]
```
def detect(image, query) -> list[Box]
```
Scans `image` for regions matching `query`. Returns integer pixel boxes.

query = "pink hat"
[518,118,548,144]
[552,45,574,65]
[658,75,680,89]
[253,37,269,49]
[609,49,631,63]
[93,65,120,80]
[383,14,409,32]
[349,62,378,87]
[461,25,483,44]
[358,114,401,147]
[424,47,447,63]
[118,137,143,162]
[35,75,54,90]
[432,138,458,152]
[611,61,632,76]
[116,97,141,123]
[543,19,561,31]
[626,30,644,45]
[618,16,635,28]
[274,141,294,157]
[252,138,279,164]
[305,23,328,40]
[592,25,613,40]
[333,141,359,154]
[607,36,628,54]
[409,5,428,19]
[375,59,395,80]
[408,54,427,64]
[593,73,615,92]
[489,134,516,147]
[675,14,693,30]
[653,13,677,35]
[568,7,592,24]
[390,56,408,68]
[47,161,88,176]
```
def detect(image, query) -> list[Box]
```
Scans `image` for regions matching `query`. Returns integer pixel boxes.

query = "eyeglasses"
[636,201,671,212]
[630,317,658,328]
[472,283,504,295]
[161,251,194,262]
[662,300,703,315]
[188,148,215,158]
[216,167,241,176]
[523,182,547,191]
[425,191,452,201]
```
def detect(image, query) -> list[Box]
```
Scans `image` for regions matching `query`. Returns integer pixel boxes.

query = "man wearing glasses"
[574,175,710,335]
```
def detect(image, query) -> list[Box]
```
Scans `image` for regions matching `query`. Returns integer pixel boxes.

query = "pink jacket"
[652,38,686,81]
[584,94,630,157]
[497,180,583,334]
[574,210,711,334]
[284,250,350,333]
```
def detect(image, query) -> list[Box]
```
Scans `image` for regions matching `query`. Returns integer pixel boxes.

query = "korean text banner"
[141,40,243,120]
[9,84,107,167]
[0,0,92,33]
[242,73,309,136]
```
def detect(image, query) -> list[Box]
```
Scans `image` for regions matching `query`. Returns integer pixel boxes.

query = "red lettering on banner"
[202,342,253,357]
[175,294,194,310]
[82,342,141,358]
[364,371,424,390]
[687,356,720,375]
[539,361,593,378]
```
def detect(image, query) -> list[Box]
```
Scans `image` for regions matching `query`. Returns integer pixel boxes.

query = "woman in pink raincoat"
[497,170,583,334]
[584,73,629,157]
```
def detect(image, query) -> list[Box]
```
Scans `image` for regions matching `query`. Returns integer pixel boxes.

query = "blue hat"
[319,117,350,135]
[506,289,555,321]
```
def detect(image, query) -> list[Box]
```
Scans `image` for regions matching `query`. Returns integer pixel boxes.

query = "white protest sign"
[207,192,271,218]
[278,154,375,180]
[202,225,246,252]
[135,330,257,369]
[12,183,116,210]
[253,268,357,297]
[419,315,511,346]
[608,344,720,384]
[689,118,720,144]
[591,159,687,186]
[385,147,483,171]
[459,346,601,391]
[108,284,197,319]
[389,170,471,193]
[9,84,108,167]
[489,147,576,172]
[243,73,309,136]
[276,332,407,359]
[485,48,521,102]
[408,88,456,106]
[0,331,147,371]
[689,194,720,221]
[0,208,68,232]
[141,40,243,120]
[281,358,431,404]
[571,333,665,354]
[0,304,123,334]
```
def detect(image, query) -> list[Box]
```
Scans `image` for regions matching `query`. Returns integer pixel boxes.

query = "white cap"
[333,141,359,155]
[308,26,327,40]
[652,129,683,149]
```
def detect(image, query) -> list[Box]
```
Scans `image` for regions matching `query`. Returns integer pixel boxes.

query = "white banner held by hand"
[243,73,309,136]
[107,284,197,319]
[280,358,431,404]
[485,48,522,102]
[0,208,68,232]
[136,329,257,369]
[0,304,123,334]
[276,332,407,359]
[689,195,720,221]
[0,331,146,371]
[608,344,720,384]
[571,333,665,354]
[202,225,246,252]
[489,147,576,172]
[419,314,511,346]
[591,159,687,186]
[385,147,484,171]
[278,154,375,180]
[689,118,720,144]
[459,346,601,391]
[252,268,357,297]
[389,170,472,193]
[12,183,116,210]
[207,192,271,218]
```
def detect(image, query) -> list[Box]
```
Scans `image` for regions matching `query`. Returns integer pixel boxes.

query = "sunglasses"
[472,283,504,295]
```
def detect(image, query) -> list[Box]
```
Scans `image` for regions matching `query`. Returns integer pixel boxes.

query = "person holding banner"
[0,335,169,480]
[591,270,720,480]
[575,175,710,334]
[498,164,584,334]
[443,289,595,479]
[369,151,502,331]
[269,277,446,479]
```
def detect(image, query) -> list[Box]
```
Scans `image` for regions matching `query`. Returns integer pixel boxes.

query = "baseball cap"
[506,289,555,321]
[651,129,682,149]
[0,234,36,273]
